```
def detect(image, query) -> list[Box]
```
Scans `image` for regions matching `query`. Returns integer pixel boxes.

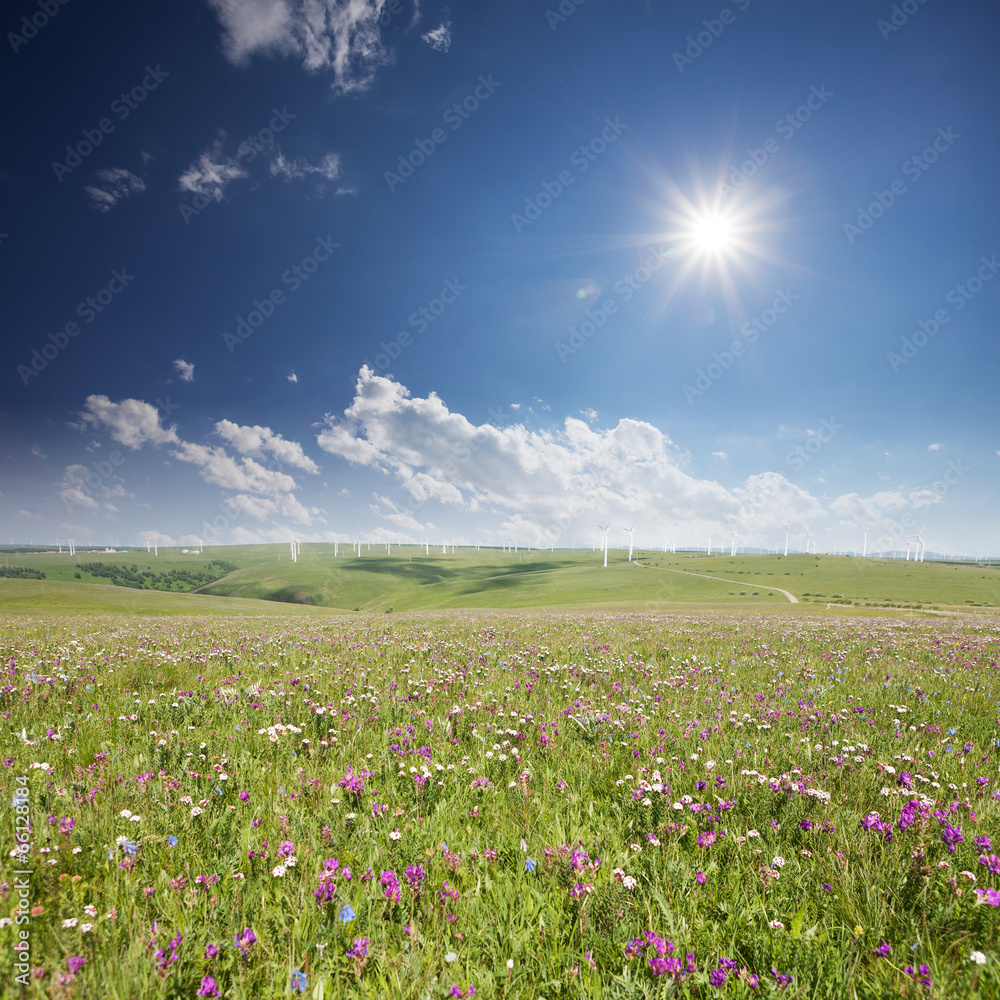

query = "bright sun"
[690,214,734,253]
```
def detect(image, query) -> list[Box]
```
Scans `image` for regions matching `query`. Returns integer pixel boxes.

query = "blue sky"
[1,0,997,557]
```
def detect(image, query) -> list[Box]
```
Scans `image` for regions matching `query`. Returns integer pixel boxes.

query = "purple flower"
[978,853,1000,875]
[67,956,85,975]
[709,968,727,987]
[941,823,964,853]
[696,871,706,884]
[234,928,257,955]
[197,976,220,997]
[347,936,370,959]
[204,944,218,959]
[873,941,891,958]
[974,887,1000,906]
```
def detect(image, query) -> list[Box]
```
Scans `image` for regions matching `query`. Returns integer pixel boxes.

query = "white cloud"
[580,408,598,421]
[316,368,956,549]
[712,451,728,462]
[421,20,451,52]
[288,371,299,382]
[208,0,393,94]
[80,396,323,533]
[56,465,114,514]
[269,151,341,181]
[214,419,320,472]
[928,443,941,451]
[81,396,180,450]
[85,168,146,213]
[177,135,249,201]
[171,442,300,496]
[173,358,195,382]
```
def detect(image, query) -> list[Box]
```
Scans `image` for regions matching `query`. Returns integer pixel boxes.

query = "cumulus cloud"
[208,0,394,94]
[85,167,146,212]
[316,368,952,548]
[79,396,323,532]
[421,21,451,52]
[214,419,320,473]
[81,396,180,450]
[173,358,195,382]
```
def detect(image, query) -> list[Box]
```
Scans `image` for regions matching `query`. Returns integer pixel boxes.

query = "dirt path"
[641,564,799,604]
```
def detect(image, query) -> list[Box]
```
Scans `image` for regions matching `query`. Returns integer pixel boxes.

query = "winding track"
[637,563,799,604]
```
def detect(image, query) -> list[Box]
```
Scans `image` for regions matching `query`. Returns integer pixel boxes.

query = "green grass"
[0,579,337,617]
[3,546,997,615]
[1,611,998,998]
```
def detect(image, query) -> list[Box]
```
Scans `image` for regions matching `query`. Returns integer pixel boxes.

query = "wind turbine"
[707,535,712,556]
[597,520,611,568]
[729,526,738,557]
[513,535,518,554]
[857,523,869,558]
[623,522,635,562]
[916,533,925,562]
[781,518,789,557]
[905,537,914,561]
[804,527,816,554]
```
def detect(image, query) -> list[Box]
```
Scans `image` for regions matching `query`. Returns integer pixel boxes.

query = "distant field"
[1,546,996,616]
[0,578,336,617]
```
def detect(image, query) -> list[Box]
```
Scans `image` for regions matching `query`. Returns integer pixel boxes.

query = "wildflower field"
[2,611,999,999]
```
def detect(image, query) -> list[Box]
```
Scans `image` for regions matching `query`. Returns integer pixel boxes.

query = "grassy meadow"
[2,545,997,615]
[2,609,999,998]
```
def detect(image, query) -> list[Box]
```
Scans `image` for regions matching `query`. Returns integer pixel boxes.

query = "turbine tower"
[624,522,635,562]
[597,520,611,568]
[730,526,738,557]
[781,518,789,557]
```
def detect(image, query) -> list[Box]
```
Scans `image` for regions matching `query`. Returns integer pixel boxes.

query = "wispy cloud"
[85,167,146,213]
[208,0,394,94]
[177,134,249,201]
[173,358,195,382]
[269,151,341,181]
[421,20,451,52]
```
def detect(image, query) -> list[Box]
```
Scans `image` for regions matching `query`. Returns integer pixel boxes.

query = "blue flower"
[167,835,178,847]
[290,970,308,992]
[338,904,356,922]
[122,840,138,856]
[525,857,537,872]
